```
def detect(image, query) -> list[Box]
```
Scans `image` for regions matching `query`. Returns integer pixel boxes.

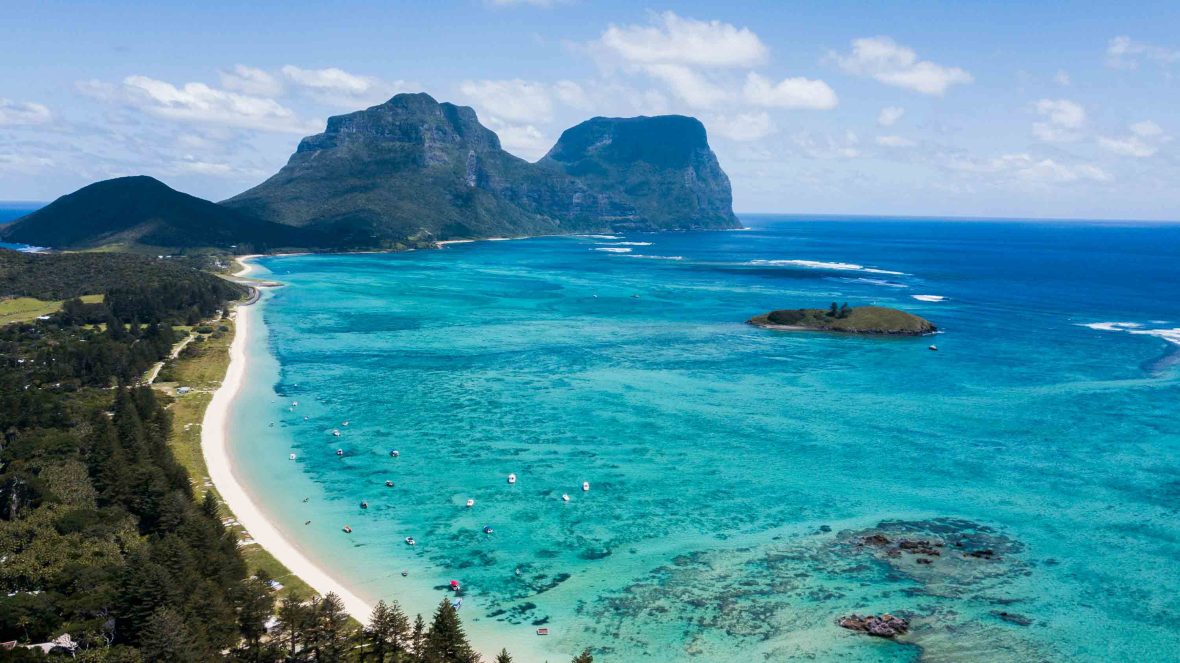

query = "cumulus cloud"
[0,99,52,126]
[552,80,590,109]
[598,12,768,68]
[1054,69,1071,86]
[833,36,972,95]
[875,135,915,148]
[1032,99,1085,142]
[220,65,284,97]
[642,64,729,108]
[280,65,405,108]
[790,130,861,160]
[0,152,54,173]
[1099,120,1171,157]
[1106,36,1180,69]
[743,73,837,109]
[950,152,1109,184]
[458,79,555,123]
[877,106,905,127]
[708,112,775,142]
[114,75,313,133]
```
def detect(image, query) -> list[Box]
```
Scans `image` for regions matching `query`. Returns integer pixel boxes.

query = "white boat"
[405,537,416,546]
[582,481,590,492]
[389,449,399,457]
[289,453,297,460]
[507,473,517,484]
[561,494,570,502]
[332,429,341,437]
[336,449,344,456]
[291,401,298,407]
[929,345,938,352]
[342,421,350,426]
[466,499,475,508]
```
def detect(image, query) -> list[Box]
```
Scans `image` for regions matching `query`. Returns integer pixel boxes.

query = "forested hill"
[0,248,242,302]
[0,176,328,253]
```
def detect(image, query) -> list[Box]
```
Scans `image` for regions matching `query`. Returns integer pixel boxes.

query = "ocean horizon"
[223,215,1180,661]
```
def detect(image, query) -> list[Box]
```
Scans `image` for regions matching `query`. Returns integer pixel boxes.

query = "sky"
[2,1,1179,220]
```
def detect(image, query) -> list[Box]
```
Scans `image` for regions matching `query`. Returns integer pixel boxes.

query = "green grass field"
[0,293,104,326]
[157,315,314,599]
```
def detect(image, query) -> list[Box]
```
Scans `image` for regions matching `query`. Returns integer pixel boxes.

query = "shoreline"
[202,257,374,620]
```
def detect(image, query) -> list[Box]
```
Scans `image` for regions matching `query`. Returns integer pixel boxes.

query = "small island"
[748,303,936,336]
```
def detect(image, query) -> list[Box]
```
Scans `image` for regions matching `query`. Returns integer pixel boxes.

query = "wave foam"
[841,277,908,289]
[593,247,632,253]
[912,295,946,302]
[626,254,684,260]
[747,259,906,276]
[1080,321,1180,346]
[596,241,653,246]
[576,234,621,240]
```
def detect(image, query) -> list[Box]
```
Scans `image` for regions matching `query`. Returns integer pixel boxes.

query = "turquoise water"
[230,217,1180,662]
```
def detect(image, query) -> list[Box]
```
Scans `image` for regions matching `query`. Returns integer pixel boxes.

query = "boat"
[342,525,352,534]
[582,481,590,492]
[401,570,408,577]
[360,501,368,509]
[342,421,350,426]
[466,499,475,508]
[332,429,341,437]
[562,494,570,502]
[536,628,549,636]
[289,453,297,460]
[385,480,394,487]
[303,415,309,420]
[291,401,298,407]
[405,537,416,546]
[451,598,463,609]
[929,345,938,351]
[336,449,344,456]
[450,579,460,591]
[389,449,399,458]
[483,525,494,534]
[507,473,517,484]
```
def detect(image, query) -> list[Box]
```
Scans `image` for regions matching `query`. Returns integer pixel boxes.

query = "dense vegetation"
[0,252,589,660]
[0,176,329,253]
[749,304,936,335]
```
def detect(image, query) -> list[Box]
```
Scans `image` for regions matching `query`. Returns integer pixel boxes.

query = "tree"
[309,593,354,662]
[140,607,198,663]
[421,598,478,663]
[410,613,426,659]
[276,595,311,660]
[572,649,594,663]
[233,573,274,658]
[839,302,851,318]
[495,649,513,663]
[828,302,839,317]
[366,599,411,662]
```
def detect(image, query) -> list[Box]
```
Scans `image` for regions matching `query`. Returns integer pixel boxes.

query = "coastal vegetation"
[0,248,581,661]
[748,304,936,335]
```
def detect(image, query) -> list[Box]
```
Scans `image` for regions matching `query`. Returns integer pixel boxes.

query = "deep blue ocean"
[226,216,1180,662]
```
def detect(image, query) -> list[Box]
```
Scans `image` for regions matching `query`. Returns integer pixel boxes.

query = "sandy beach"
[202,257,374,621]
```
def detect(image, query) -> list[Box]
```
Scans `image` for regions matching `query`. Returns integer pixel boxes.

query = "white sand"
[202,258,374,621]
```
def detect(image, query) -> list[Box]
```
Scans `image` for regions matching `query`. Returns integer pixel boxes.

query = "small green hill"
[0,175,327,252]
[748,305,936,335]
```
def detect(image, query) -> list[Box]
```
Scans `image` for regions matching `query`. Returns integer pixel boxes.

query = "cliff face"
[224,93,739,245]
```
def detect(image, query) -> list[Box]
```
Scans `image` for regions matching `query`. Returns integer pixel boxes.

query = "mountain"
[0,175,323,252]
[224,93,739,244]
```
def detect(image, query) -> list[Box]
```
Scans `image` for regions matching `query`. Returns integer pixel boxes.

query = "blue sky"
[2,1,1179,220]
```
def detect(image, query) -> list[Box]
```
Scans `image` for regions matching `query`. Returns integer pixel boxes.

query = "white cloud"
[643,64,728,108]
[1054,69,1071,86]
[950,152,1109,184]
[1032,99,1085,142]
[1106,36,1180,69]
[877,106,905,127]
[0,99,52,126]
[553,80,590,109]
[0,152,54,172]
[790,130,861,159]
[709,112,775,142]
[598,12,768,68]
[220,65,284,97]
[742,73,837,109]
[175,157,235,176]
[876,135,915,148]
[834,36,972,95]
[483,117,551,160]
[458,79,554,123]
[1099,120,1171,157]
[281,65,403,108]
[119,75,312,133]
[485,0,555,6]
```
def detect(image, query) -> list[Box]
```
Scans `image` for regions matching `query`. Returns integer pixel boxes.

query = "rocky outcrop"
[223,93,739,248]
[838,613,910,638]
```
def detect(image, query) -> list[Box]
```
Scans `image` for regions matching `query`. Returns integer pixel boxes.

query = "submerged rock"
[838,613,910,638]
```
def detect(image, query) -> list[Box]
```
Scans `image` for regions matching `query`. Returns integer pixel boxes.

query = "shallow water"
[230,216,1180,662]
